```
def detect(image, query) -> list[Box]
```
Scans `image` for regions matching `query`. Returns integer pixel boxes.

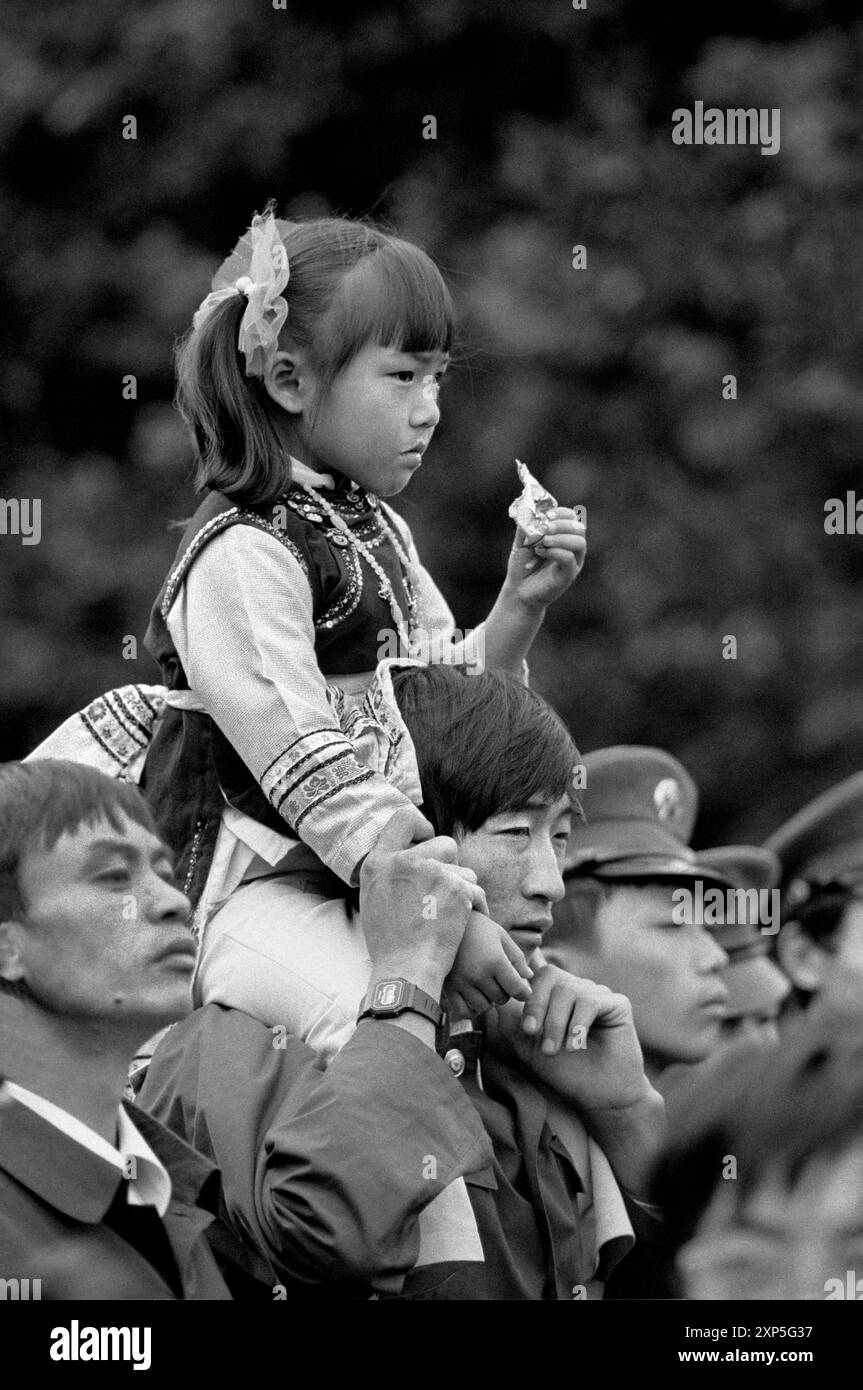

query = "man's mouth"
[700,989,729,1017]
[156,940,197,968]
[511,925,548,948]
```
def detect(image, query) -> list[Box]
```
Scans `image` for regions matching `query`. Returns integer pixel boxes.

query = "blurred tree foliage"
[2,0,863,844]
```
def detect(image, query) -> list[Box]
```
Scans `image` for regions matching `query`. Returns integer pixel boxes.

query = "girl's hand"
[447,911,534,1019]
[503,508,587,613]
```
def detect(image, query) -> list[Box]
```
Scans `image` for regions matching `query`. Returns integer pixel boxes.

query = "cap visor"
[568,854,730,886]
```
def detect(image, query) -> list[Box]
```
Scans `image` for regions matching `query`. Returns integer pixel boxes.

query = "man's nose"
[524,842,566,907]
[144,872,192,926]
[694,925,729,973]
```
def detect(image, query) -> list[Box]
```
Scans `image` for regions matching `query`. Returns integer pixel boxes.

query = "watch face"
[373,979,405,1010]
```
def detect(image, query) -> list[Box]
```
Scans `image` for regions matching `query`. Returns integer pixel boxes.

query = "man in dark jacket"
[0,759,489,1299]
[142,666,666,1300]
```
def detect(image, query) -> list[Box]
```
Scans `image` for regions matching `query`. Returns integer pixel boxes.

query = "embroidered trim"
[262,732,351,807]
[261,729,348,808]
[78,686,163,772]
[184,818,206,904]
[293,763,374,832]
[290,756,375,828]
[279,487,373,525]
[315,536,364,632]
[377,501,423,631]
[324,662,424,806]
[261,730,376,829]
[277,487,415,635]
[238,512,311,582]
[108,685,159,743]
[351,522,385,547]
[260,727,340,782]
[160,508,311,619]
[161,510,241,619]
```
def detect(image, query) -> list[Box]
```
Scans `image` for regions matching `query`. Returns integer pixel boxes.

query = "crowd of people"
[2,206,862,1301]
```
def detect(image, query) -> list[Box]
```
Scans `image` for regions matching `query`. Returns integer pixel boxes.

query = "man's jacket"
[0,1091,232,1299]
[139,1005,493,1298]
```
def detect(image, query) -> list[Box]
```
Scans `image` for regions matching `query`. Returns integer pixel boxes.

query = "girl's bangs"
[331,240,454,361]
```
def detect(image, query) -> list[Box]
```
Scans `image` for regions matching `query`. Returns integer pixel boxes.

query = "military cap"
[697,845,790,1017]
[764,770,863,913]
[564,745,727,884]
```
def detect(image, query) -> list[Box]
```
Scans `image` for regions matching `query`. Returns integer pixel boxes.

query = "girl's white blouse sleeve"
[166,525,413,887]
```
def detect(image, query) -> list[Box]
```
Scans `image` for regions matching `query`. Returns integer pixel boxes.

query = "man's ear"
[262,350,315,417]
[0,920,27,985]
[775,920,828,994]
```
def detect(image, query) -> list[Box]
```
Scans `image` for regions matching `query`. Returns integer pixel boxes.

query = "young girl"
[140,203,586,1053]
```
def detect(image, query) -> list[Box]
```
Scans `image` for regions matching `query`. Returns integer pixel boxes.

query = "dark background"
[2,0,862,846]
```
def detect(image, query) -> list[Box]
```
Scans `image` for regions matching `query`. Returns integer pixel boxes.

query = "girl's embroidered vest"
[141,482,416,906]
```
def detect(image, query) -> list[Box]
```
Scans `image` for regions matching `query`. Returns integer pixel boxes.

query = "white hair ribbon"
[191,204,290,378]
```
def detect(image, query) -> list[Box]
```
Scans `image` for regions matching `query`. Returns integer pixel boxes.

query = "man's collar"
[3,1080,173,1217]
[0,1087,125,1222]
[0,1085,219,1221]
[125,1102,221,1214]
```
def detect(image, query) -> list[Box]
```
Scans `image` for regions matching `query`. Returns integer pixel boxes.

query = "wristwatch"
[357,978,443,1028]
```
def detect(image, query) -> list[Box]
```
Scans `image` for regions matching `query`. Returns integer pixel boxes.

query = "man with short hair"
[696,845,790,1047]
[543,746,731,1082]
[145,666,666,1298]
[0,758,490,1299]
[392,669,668,1298]
[535,745,742,1297]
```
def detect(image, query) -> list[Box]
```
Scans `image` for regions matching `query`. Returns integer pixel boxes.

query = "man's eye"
[497,827,530,837]
[97,869,129,883]
[392,370,415,382]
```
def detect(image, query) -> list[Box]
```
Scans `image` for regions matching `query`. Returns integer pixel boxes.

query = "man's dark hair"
[0,760,158,924]
[390,664,580,837]
[649,1005,863,1257]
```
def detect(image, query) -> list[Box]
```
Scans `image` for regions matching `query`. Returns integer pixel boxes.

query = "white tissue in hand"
[508,460,557,543]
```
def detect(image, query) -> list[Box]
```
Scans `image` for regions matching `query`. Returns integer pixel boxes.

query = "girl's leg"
[194,873,372,1061]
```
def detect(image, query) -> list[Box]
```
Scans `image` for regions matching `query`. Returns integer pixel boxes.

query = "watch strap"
[358,978,444,1028]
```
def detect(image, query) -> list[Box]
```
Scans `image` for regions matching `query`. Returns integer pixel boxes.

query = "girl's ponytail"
[174,292,291,509]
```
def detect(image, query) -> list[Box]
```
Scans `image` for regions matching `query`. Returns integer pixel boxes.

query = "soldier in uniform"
[765,771,863,1012]
[696,845,791,1047]
[542,746,731,1085]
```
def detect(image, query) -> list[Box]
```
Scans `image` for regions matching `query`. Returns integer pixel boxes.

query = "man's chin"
[129,989,194,1034]
[510,929,545,960]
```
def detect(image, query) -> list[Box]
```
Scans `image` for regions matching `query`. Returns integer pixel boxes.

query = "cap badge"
[654,777,681,821]
[785,877,812,910]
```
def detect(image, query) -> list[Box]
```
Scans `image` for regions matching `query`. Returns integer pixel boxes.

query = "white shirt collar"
[4,1080,172,1217]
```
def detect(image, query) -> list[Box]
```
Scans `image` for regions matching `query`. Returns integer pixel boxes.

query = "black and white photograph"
[1,0,862,1354]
